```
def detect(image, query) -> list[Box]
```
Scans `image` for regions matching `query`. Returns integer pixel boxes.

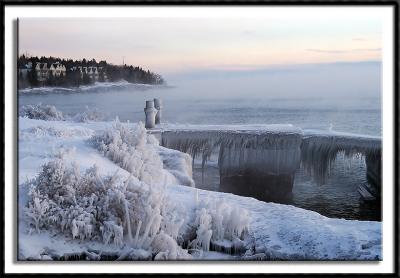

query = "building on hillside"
[78,66,99,80]
[35,62,49,82]
[49,62,66,77]
[35,62,66,81]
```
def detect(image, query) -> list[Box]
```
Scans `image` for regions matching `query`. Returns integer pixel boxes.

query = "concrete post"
[154,98,162,124]
[144,100,157,129]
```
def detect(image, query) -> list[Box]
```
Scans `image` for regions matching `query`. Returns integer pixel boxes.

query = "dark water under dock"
[193,153,381,221]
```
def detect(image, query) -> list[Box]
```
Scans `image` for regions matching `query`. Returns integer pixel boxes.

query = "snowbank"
[18,117,381,260]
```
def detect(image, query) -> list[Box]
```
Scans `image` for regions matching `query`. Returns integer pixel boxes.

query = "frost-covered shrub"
[24,158,190,260]
[22,125,93,140]
[189,196,251,253]
[190,208,213,251]
[91,120,165,186]
[20,104,64,121]
[72,106,105,123]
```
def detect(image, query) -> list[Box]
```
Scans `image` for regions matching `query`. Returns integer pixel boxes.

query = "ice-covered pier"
[150,124,381,201]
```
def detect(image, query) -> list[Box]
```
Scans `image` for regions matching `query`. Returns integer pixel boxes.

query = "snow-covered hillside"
[18,109,381,261]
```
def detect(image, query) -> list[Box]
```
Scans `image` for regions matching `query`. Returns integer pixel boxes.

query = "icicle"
[133,220,142,247]
[195,189,199,207]
[124,199,133,244]
[301,133,381,185]
[161,129,303,179]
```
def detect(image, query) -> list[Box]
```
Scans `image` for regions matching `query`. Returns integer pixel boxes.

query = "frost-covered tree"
[19,104,64,121]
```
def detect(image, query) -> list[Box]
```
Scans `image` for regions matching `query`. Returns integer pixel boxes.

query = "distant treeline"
[18,55,165,89]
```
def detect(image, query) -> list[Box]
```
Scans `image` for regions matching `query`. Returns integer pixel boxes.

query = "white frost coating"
[190,208,213,252]
[23,158,192,259]
[19,104,105,123]
[20,103,64,121]
[189,197,250,253]
[72,106,105,123]
[301,132,381,185]
[152,231,191,260]
[124,199,133,244]
[157,146,195,187]
[91,119,194,188]
[91,119,165,187]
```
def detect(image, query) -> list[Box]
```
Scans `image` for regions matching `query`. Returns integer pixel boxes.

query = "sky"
[19,9,382,76]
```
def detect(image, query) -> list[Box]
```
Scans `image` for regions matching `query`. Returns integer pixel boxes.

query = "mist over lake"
[20,61,382,136]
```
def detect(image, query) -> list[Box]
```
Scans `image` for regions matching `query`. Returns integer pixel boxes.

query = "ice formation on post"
[161,125,382,199]
[161,125,303,201]
[300,131,382,186]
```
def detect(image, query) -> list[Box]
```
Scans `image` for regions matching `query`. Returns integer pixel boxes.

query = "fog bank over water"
[165,61,381,103]
[19,61,382,136]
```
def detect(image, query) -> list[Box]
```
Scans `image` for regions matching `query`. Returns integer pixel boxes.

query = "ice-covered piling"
[366,152,381,190]
[159,125,382,201]
[218,131,302,201]
[161,126,303,202]
[144,100,157,129]
[154,98,162,124]
[300,132,381,187]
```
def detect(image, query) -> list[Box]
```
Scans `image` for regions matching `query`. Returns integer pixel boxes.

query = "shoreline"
[18,80,171,94]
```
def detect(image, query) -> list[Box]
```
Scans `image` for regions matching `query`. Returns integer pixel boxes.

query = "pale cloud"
[352,37,367,41]
[306,48,381,54]
[306,49,347,54]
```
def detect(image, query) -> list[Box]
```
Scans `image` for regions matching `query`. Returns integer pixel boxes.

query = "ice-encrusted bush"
[91,120,165,186]
[72,106,105,123]
[20,104,64,121]
[23,157,250,259]
[91,119,195,188]
[24,158,190,259]
[189,196,251,253]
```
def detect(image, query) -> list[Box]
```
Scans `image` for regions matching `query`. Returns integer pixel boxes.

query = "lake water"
[19,77,382,221]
